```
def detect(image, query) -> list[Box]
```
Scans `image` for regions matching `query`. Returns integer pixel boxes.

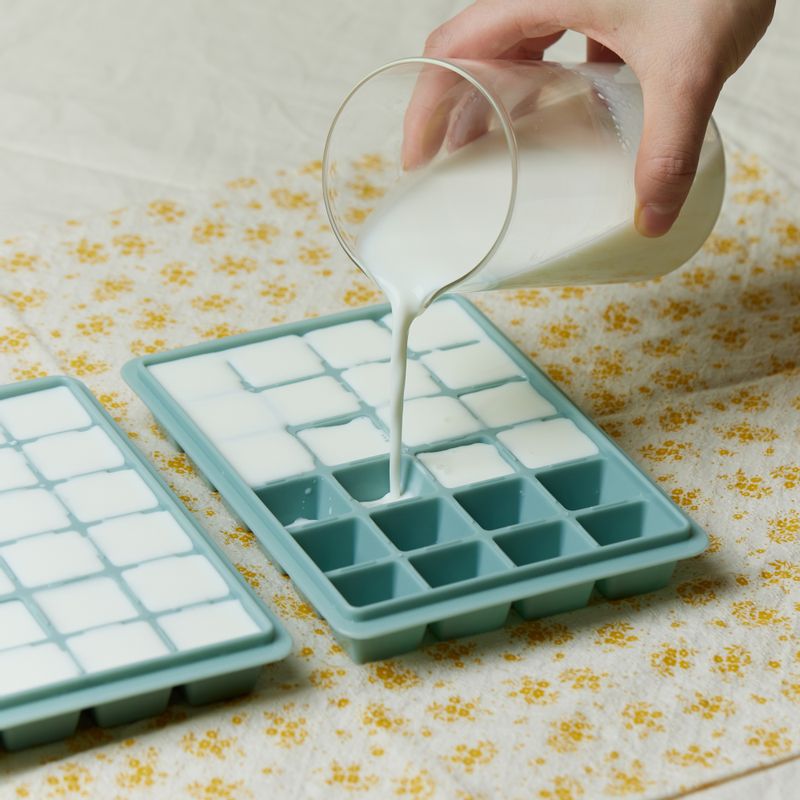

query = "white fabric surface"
[0,2,797,797]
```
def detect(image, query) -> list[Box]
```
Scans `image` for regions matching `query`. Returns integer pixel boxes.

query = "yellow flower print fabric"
[0,150,799,799]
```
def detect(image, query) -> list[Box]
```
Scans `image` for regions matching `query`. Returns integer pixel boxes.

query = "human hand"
[410,0,775,237]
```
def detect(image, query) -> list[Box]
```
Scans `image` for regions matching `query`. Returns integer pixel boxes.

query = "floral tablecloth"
[0,137,797,799]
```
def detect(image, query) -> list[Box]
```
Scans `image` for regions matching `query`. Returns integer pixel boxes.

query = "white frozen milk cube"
[158,599,264,651]
[88,511,192,566]
[1,531,103,587]
[0,386,91,441]
[0,569,13,595]
[297,418,389,465]
[262,376,360,426]
[498,418,599,469]
[67,621,169,673]
[0,488,70,543]
[0,601,46,650]
[0,643,80,698]
[218,430,314,486]
[341,361,439,407]
[384,300,485,352]
[23,426,124,481]
[55,470,158,522]
[460,381,556,428]
[123,554,229,612]
[418,443,514,488]
[150,354,242,402]
[184,391,281,441]
[422,340,523,390]
[378,397,480,446]
[227,335,325,387]
[0,448,37,491]
[304,320,392,368]
[34,576,139,634]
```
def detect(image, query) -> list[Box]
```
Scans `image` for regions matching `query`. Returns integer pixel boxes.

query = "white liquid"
[356,116,724,496]
[1,531,103,588]
[122,554,228,613]
[157,599,262,651]
[0,643,80,697]
[297,417,389,466]
[418,443,514,489]
[23,426,124,481]
[497,418,598,469]
[55,469,158,523]
[227,335,325,388]
[262,375,360,426]
[460,381,556,428]
[0,488,71,542]
[0,601,46,650]
[218,429,315,486]
[87,511,193,566]
[34,576,139,634]
[0,386,91,441]
[185,390,281,441]
[67,621,169,672]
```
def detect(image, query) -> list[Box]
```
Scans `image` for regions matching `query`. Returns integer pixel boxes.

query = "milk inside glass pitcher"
[322,58,725,496]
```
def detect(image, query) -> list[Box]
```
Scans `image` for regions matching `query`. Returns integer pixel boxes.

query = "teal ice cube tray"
[0,377,291,751]
[122,297,707,663]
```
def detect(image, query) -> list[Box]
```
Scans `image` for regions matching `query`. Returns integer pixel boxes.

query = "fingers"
[445,55,567,153]
[423,0,568,61]
[586,37,623,63]
[401,65,470,169]
[402,0,572,169]
[634,71,720,237]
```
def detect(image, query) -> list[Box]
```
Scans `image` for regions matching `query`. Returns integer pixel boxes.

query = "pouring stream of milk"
[357,124,724,498]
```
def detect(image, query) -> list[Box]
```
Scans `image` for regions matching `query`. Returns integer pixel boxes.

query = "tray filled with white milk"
[0,376,291,751]
[123,297,707,662]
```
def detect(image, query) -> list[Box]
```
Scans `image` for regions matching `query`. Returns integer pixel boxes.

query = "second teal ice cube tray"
[0,377,291,751]
[123,297,707,662]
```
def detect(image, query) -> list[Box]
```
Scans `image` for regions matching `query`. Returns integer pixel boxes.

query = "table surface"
[0,2,798,799]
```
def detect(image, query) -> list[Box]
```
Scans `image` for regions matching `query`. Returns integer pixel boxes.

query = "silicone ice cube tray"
[0,377,291,751]
[123,297,707,662]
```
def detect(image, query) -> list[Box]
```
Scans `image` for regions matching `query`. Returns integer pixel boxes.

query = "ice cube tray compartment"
[0,377,291,751]
[123,297,707,662]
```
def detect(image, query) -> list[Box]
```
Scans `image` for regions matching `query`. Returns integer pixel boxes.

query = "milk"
[122,554,229,612]
[355,111,724,496]
[67,621,169,672]
[157,599,262,651]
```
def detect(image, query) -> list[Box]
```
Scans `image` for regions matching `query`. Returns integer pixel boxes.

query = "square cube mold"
[454,476,559,530]
[537,458,646,510]
[0,376,291,751]
[256,474,350,528]
[122,296,708,663]
[292,517,392,572]
[371,497,475,552]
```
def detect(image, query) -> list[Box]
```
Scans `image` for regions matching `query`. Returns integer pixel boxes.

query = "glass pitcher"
[322,58,725,307]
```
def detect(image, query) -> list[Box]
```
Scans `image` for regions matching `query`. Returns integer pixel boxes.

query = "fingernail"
[635,203,679,238]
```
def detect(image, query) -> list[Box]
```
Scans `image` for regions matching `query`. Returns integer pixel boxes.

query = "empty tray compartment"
[371,497,474,552]
[454,476,559,530]
[577,499,690,555]
[257,474,350,527]
[292,517,391,572]
[536,458,644,510]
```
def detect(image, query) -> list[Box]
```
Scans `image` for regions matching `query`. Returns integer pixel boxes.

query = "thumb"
[634,73,719,238]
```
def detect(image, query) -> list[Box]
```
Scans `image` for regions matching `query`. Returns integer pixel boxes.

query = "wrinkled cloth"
[0,3,799,800]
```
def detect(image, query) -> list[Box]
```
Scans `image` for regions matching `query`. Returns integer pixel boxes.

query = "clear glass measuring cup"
[322,58,725,306]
